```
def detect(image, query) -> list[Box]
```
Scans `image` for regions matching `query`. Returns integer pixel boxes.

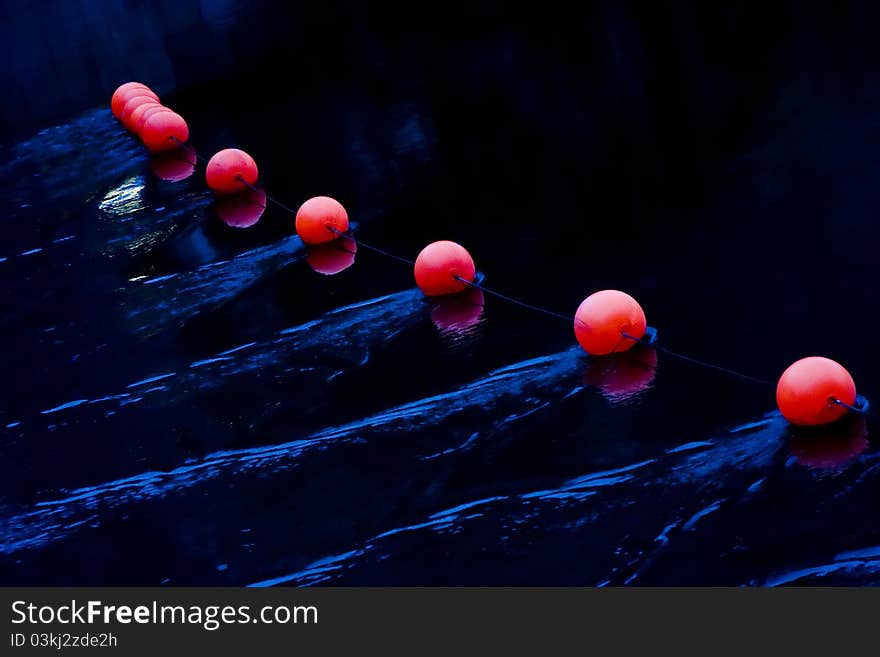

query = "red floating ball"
[149,145,197,182]
[295,196,349,245]
[413,241,476,296]
[215,188,267,228]
[141,111,189,153]
[205,149,259,195]
[121,95,159,131]
[111,82,157,119]
[307,237,358,275]
[776,357,856,426]
[125,100,162,133]
[574,290,646,356]
[134,104,171,135]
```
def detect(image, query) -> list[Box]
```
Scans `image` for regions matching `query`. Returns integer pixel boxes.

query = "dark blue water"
[3,3,880,586]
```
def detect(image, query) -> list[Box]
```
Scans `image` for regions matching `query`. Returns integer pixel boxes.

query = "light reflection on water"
[98,175,146,216]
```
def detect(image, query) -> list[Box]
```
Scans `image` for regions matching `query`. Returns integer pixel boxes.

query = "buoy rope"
[457,272,774,387]
[453,275,572,322]
[171,136,414,265]
[324,226,416,266]
[247,182,300,217]
[161,137,865,405]
[622,333,774,386]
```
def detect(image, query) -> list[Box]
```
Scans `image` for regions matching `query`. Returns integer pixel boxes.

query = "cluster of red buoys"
[111,82,189,153]
[110,81,866,428]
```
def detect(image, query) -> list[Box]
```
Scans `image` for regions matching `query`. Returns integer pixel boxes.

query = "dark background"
[2,1,880,586]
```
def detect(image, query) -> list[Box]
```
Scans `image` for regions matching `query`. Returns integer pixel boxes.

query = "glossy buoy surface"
[413,241,475,296]
[776,357,856,426]
[295,196,349,245]
[134,105,172,135]
[111,82,157,118]
[574,290,646,355]
[125,100,168,136]
[141,111,189,152]
[205,148,259,194]
[120,95,159,131]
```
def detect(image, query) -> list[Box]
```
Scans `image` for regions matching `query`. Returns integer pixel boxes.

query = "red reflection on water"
[149,145,197,182]
[214,188,267,228]
[306,236,357,275]
[430,287,485,333]
[583,346,657,405]
[789,415,869,471]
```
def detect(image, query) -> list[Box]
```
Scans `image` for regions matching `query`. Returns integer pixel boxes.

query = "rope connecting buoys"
[295,196,349,245]
[109,80,875,429]
[413,241,476,296]
[205,148,259,194]
[574,290,646,356]
[111,83,158,119]
[776,357,856,426]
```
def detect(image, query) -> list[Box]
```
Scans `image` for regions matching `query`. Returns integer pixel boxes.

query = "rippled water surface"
[3,8,880,585]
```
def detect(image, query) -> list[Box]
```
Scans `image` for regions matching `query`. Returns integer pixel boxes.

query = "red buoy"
[215,188,267,228]
[205,149,259,194]
[149,146,197,182]
[111,82,157,119]
[295,196,349,245]
[120,95,160,131]
[141,112,189,152]
[574,290,646,355]
[125,100,162,133]
[306,237,358,275]
[134,104,172,135]
[776,357,856,426]
[413,241,475,296]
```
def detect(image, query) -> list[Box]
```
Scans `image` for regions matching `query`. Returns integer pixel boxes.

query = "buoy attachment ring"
[839,394,870,414]
[640,326,658,345]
